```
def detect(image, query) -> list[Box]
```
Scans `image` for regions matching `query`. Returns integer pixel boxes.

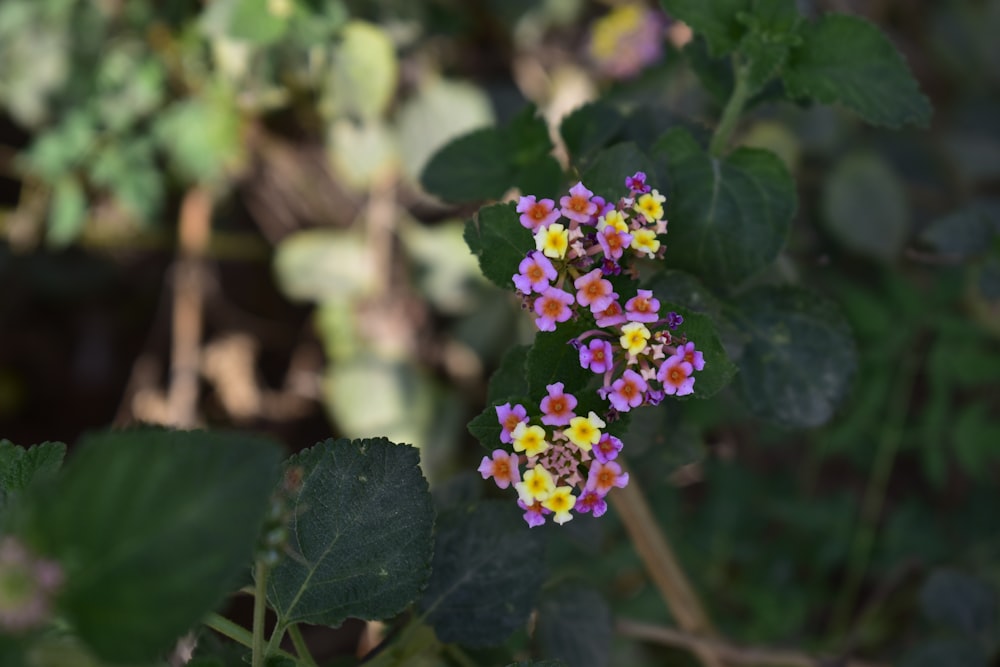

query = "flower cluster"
[479,174,708,527]
[587,3,667,79]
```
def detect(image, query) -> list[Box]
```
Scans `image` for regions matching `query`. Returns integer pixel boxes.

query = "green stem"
[203,613,300,663]
[709,58,752,157]
[252,560,270,667]
[828,340,921,637]
[362,618,439,667]
[288,624,319,667]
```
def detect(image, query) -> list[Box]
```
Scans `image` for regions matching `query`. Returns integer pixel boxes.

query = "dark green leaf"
[920,200,1000,259]
[508,105,554,167]
[659,0,750,56]
[418,501,545,646]
[268,438,434,627]
[506,662,566,667]
[536,584,612,667]
[463,202,533,290]
[0,440,65,513]
[730,286,856,427]
[422,128,511,203]
[899,639,989,667]
[920,569,998,639]
[468,403,505,451]
[560,102,625,166]
[783,14,932,128]
[515,155,564,201]
[682,36,734,105]
[821,151,910,262]
[30,428,282,663]
[47,176,86,248]
[580,142,657,202]
[526,319,593,400]
[738,0,801,92]
[488,345,531,403]
[654,128,795,287]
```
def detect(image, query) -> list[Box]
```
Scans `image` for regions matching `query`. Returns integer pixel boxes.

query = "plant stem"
[362,618,438,667]
[252,560,270,667]
[709,58,751,157]
[828,341,921,638]
[203,613,300,663]
[288,624,319,667]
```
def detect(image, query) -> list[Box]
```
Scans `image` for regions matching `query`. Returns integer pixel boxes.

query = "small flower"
[518,498,551,527]
[586,460,630,495]
[625,171,651,194]
[511,422,550,457]
[559,182,598,224]
[589,196,616,225]
[625,289,660,323]
[535,223,570,259]
[575,488,608,517]
[593,433,623,463]
[579,338,614,374]
[597,209,629,232]
[478,449,522,489]
[496,402,528,444]
[630,228,661,258]
[513,251,558,294]
[677,341,706,371]
[588,3,666,79]
[565,411,607,451]
[595,300,628,327]
[574,268,617,313]
[666,311,684,329]
[608,369,647,412]
[619,321,651,356]
[533,286,575,331]
[516,465,556,503]
[0,537,64,633]
[540,382,578,426]
[658,355,695,396]
[634,189,666,222]
[517,195,560,231]
[597,224,633,261]
[542,486,577,525]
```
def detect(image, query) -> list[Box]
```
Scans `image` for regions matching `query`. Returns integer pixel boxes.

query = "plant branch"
[288,624,319,667]
[203,613,299,662]
[709,58,751,157]
[252,560,270,667]
[617,618,889,667]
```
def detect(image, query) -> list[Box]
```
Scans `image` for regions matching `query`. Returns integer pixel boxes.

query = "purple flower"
[579,338,614,374]
[666,311,684,329]
[496,402,528,444]
[517,195,561,231]
[575,489,608,517]
[533,287,575,331]
[608,369,647,412]
[657,354,695,396]
[676,341,706,371]
[518,498,551,527]
[586,460,630,494]
[540,382,578,426]
[625,171,651,194]
[560,182,598,224]
[597,225,632,261]
[574,268,616,313]
[593,433,623,463]
[595,299,628,328]
[513,251,558,294]
[625,289,660,323]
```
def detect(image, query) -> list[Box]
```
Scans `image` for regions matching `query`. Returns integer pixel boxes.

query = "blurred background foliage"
[0,0,998,665]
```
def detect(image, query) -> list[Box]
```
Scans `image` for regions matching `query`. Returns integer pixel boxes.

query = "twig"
[617,618,889,667]
[610,459,726,667]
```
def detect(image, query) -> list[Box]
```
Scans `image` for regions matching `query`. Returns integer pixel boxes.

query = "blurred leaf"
[422,128,511,202]
[0,4,69,127]
[401,219,484,314]
[330,20,398,120]
[921,200,1000,259]
[738,0,801,92]
[267,438,433,627]
[920,569,999,640]
[899,639,990,667]
[487,345,530,404]
[659,0,749,56]
[23,112,96,180]
[783,14,932,128]
[154,95,241,183]
[580,142,657,202]
[953,404,1000,481]
[0,440,65,514]
[30,428,282,664]
[821,152,910,262]
[463,202,532,290]
[535,584,612,667]
[47,176,87,247]
[273,229,375,303]
[203,0,292,45]
[560,102,625,167]
[328,119,398,187]
[683,36,734,105]
[418,501,545,646]
[654,128,795,288]
[515,155,564,201]
[740,120,801,174]
[90,139,164,222]
[730,286,856,427]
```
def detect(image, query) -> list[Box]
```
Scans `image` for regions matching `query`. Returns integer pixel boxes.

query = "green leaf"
[953,404,1000,481]
[273,229,376,303]
[508,105,554,167]
[0,440,65,512]
[659,0,750,56]
[418,501,545,646]
[268,438,434,627]
[682,36,734,105]
[515,155,564,202]
[580,142,656,202]
[488,345,531,403]
[329,21,398,120]
[919,569,998,640]
[560,102,625,167]
[463,202,533,290]
[30,428,282,664]
[47,176,87,247]
[154,94,241,183]
[526,319,593,400]
[654,128,795,287]
[920,200,1000,259]
[738,0,801,92]
[227,0,291,44]
[899,639,989,667]
[783,13,932,128]
[821,151,910,262]
[422,128,511,203]
[730,286,856,427]
[535,584,612,667]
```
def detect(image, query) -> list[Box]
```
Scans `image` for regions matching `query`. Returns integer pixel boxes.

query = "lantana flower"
[478,449,522,489]
[517,195,560,231]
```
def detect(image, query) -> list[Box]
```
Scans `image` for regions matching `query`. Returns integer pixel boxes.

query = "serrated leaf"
[560,102,625,166]
[488,345,531,403]
[468,403,504,450]
[463,202,533,290]
[821,151,910,262]
[730,286,856,427]
[654,128,795,287]
[418,501,545,646]
[536,584,612,667]
[739,0,801,92]
[659,0,750,56]
[526,319,593,400]
[920,569,998,639]
[508,105,554,167]
[580,142,657,202]
[422,128,511,203]
[0,440,65,513]
[268,438,434,627]
[682,36,735,105]
[30,428,282,664]
[920,200,1000,259]
[783,13,932,128]
[515,155,564,202]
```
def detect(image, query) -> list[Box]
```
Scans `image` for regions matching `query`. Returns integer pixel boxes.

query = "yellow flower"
[630,229,661,258]
[534,223,569,259]
[565,411,606,451]
[515,466,556,503]
[597,210,629,233]
[542,486,577,525]
[634,190,666,222]
[511,423,549,457]
[619,321,651,356]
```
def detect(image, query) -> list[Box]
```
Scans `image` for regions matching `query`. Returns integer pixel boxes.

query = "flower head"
[478,449,521,489]
[595,300,628,327]
[511,422,549,457]
[533,286,575,331]
[634,190,666,222]
[575,488,608,517]
[608,369,647,412]
[658,354,695,396]
[517,195,560,231]
[626,171,651,194]
[516,465,556,503]
[542,486,577,525]
[574,268,617,313]
[678,341,706,371]
[619,321,651,356]
[597,224,633,261]
[579,338,614,374]
[625,289,660,323]
[535,223,570,259]
[630,228,661,257]
[559,182,598,224]
[586,460,630,495]
[540,382,578,426]
[593,433,623,463]
[513,251,558,294]
[496,402,528,444]
[565,411,607,451]
[518,498,551,527]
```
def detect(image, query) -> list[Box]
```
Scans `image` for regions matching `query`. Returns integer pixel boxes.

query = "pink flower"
[579,338,614,374]
[540,382,578,426]
[658,355,695,396]
[677,341,705,371]
[589,195,616,225]
[518,498,551,527]
[517,195,561,231]
[607,369,647,412]
[495,402,528,444]
[597,225,632,261]
[594,299,628,327]
[593,433,623,463]
[574,268,616,313]
[559,182,598,224]
[513,251,558,294]
[625,289,660,323]
[626,171,650,194]
[586,460,630,495]
[575,489,608,517]
[478,449,521,489]
[533,287,575,331]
